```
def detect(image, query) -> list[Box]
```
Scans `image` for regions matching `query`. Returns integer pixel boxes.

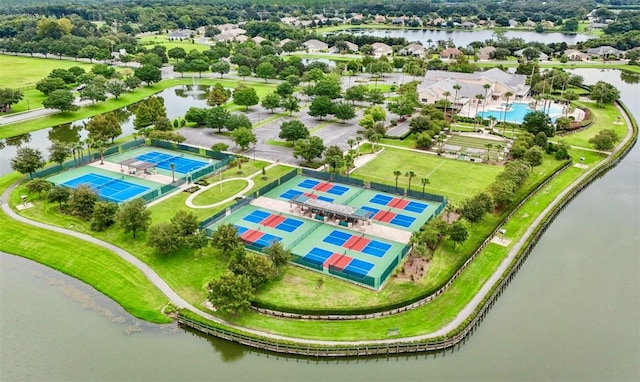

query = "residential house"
[392,17,404,26]
[214,32,236,42]
[563,49,590,61]
[279,38,293,47]
[399,43,426,57]
[478,46,496,60]
[329,41,358,53]
[374,15,386,23]
[586,46,624,59]
[216,23,236,31]
[280,17,298,25]
[513,48,549,61]
[431,17,446,26]
[252,36,266,45]
[371,42,393,57]
[417,68,530,108]
[461,21,476,29]
[440,47,463,59]
[303,39,329,52]
[523,20,536,28]
[508,19,519,28]
[234,35,249,43]
[225,28,246,37]
[168,29,195,39]
[312,14,327,22]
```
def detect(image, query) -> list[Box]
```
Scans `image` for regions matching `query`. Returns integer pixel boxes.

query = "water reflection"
[620,70,640,84]
[175,84,211,100]
[4,133,31,146]
[48,123,82,145]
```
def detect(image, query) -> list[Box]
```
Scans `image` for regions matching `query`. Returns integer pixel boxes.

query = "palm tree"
[393,170,402,191]
[405,170,416,192]
[355,135,363,155]
[474,94,484,128]
[369,133,382,153]
[485,143,493,160]
[503,91,513,124]
[495,144,503,161]
[481,83,491,124]
[169,163,176,182]
[347,138,355,150]
[453,83,461,115]
[442,90,451,119]
[420,177,430,197]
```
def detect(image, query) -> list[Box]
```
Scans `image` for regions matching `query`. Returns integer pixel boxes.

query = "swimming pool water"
[478,102,563,124]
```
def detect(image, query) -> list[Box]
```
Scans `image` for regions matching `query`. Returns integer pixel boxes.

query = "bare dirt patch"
[395,254,430,281]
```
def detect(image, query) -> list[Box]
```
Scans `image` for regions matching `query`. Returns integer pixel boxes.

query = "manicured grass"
[352,147,503,204]
[553,102,629,149]
[475,60,640,74]
[285,53,355,62]
[191,179,249,206]
[265,139,292,148]
[0,55,97,89]
[446,135,508,151]
[0,173,171,324]
[380,136,416,149]
[138,35,209,53]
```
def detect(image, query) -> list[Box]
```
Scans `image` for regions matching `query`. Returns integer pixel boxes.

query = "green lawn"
[352,147,503,204]
[553,102,629,150]
[138,35,209,53]
[191,179,249,206]
[446,135,508,151]
[0,173,171,324]
[0,55,99,89]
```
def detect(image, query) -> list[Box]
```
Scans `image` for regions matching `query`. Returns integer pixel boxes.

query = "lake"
[1,68,638,381]
[334,28,594,47]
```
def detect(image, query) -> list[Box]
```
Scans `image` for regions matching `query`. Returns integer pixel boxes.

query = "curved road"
[0,105,634,346]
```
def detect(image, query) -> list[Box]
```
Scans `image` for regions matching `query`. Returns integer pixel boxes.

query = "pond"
[333,28,594,47]
[0,85,211,176]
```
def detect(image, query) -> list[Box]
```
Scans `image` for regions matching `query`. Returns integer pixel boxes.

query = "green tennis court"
[205,203,408,289]
[263,175,441,231]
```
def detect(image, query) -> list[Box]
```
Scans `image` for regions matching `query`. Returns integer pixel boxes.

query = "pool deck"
[459,99,584,123]
[251,196,411,244]
[88,160,174,185]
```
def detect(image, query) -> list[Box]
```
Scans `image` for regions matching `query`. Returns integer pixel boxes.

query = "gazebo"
[118,158,157,176]
[289,194,373,227]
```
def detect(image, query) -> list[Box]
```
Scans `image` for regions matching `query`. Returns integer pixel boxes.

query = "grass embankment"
[475,60,640,74]
[0,172,171,323]
[554,102,629,149]
[11,162,292,307]
[0,77,277,139]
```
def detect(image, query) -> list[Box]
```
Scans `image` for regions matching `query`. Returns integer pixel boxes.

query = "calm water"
[341,28,593,47]
[0,85,210,176]
[1,69,638,381]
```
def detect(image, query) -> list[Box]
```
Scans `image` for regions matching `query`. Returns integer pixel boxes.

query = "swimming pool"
[478,102,563,124]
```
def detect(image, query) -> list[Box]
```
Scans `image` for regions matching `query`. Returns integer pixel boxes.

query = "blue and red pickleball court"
[279,189,335,203]
[235,225,283,249]
[297,179,350,195]
[302,247,375,279]
[321,229,392,257]
[242,209,304,233]
[369,194,428,214]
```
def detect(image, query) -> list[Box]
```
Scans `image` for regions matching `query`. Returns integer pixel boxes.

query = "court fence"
[301,168,365,187]
[200,196,254,235]
[31,138,148,180]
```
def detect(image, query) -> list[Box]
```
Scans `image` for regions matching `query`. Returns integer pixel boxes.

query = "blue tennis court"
[322,230,392,257]
[62,172,149,203]
[279,189,334,203]
[136,151,207,174]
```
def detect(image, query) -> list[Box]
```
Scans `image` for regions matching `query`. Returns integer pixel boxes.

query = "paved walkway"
[0,105,633,346]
